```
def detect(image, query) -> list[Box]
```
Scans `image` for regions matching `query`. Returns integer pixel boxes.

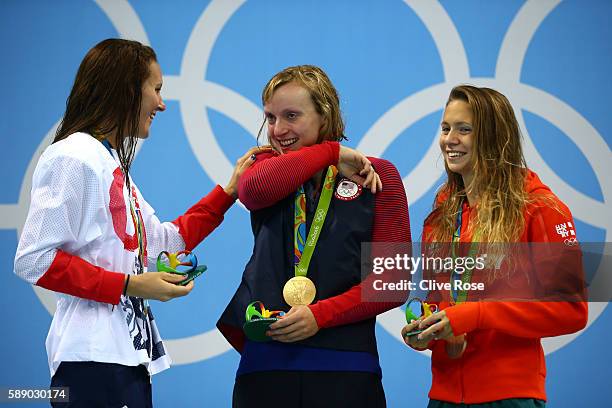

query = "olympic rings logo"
[314,209,326,223]
[564,238,579,247]
[3,0,609,364]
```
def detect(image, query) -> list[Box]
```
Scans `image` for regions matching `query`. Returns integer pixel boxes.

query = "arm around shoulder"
[171,185,236,251]
[238,142,340,211]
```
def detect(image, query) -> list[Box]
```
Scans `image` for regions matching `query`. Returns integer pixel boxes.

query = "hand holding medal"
[408,198,472,357]
[401,299,436,349]
[418,308,467,358]
[243,301,285,342]
[243,167,337,343]
[401,298,467,358]
[156,250,207,286]
[402,297,439,338]
[266,305,319,343]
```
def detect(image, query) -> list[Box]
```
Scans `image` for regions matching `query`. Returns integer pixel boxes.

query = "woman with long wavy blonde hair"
[401,85,587,408]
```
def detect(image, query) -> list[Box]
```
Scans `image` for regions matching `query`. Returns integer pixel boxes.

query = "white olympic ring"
[4,0,609,364]
[358,0,610,356]
[5,0,152,316]
[315,209,326,223]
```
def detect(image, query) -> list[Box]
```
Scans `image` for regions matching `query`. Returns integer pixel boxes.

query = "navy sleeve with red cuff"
[309,157,411,328]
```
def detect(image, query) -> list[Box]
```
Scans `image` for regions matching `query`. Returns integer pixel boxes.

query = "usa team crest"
[335,178,363,201]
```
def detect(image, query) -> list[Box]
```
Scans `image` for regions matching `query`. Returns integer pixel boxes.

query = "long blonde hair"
[426,85,529,243]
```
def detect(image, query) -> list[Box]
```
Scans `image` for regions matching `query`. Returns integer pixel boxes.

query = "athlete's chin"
[136,130,150,140]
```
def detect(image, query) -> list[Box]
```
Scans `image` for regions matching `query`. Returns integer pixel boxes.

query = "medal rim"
[283,276,316,306]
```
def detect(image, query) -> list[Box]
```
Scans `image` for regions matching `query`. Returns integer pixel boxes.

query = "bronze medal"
[283,276,316,306]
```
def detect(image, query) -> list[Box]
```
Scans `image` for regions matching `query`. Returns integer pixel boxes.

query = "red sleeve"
[172,185,235,251]
[445,196,588,338]
[309,158,411,328]
[36,250,125,305]
[445,300,587,338]
[238,142,340,211]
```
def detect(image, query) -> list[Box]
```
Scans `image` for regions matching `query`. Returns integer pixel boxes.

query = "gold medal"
[283,276,316,306]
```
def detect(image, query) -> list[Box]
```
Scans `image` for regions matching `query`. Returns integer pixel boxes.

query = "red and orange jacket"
[419,170,587,404]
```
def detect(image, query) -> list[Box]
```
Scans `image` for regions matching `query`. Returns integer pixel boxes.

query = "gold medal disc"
[283,276,316,306]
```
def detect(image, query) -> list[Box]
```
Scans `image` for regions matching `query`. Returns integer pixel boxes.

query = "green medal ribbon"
[450,202,480,304]
[293,166,337,277]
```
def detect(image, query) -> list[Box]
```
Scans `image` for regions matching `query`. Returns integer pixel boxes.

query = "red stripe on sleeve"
[238,142,340,211]
[36,250,125,305]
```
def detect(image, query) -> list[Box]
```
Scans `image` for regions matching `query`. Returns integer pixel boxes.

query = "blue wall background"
[2,1,610,406]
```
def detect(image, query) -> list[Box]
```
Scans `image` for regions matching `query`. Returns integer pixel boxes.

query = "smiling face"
[137,61,166,138]
[264,82,324,152]
[440,99,475,184]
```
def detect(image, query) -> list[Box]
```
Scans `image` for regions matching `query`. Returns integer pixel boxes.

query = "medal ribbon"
[127,194,146,274]
[294,166,337,277]
[101,138,154,359]
[450,201,480,304]
[101,139,146,274]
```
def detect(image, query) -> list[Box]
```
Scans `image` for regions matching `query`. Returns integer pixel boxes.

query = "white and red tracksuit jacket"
[14,132,234,376]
